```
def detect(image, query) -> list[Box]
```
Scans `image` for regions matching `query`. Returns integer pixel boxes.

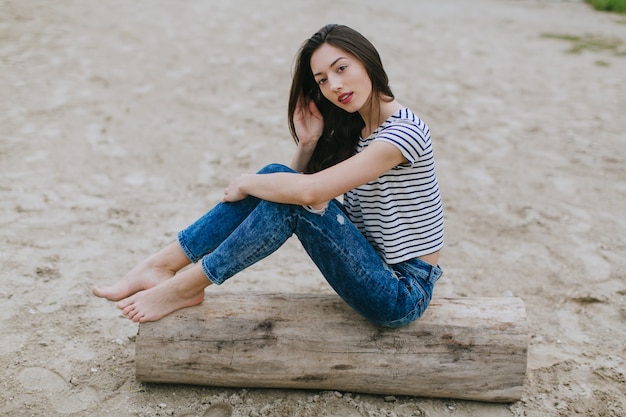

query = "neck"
[359,97,403,138]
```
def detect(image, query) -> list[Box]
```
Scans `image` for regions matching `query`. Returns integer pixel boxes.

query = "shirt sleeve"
[373,119,432,164]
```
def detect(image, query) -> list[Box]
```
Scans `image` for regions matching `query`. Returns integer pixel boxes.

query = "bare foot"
[117,270,207,322]
[93,241,191,301]
[92,262,174,302]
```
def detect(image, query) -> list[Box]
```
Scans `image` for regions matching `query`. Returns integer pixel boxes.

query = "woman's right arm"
[289,98,324,172]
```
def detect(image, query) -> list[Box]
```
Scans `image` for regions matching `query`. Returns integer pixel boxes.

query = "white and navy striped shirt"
[344,108,444,264]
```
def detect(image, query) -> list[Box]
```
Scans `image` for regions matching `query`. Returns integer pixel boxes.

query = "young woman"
[93,24,444,328]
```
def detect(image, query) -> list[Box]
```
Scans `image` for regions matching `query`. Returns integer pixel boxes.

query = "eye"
[317,77,327,86]
[337,65,347,73]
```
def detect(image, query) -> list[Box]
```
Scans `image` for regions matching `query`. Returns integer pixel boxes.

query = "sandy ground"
[1,0,625,416]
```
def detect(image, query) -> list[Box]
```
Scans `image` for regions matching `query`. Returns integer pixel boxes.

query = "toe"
[117,297,132,309]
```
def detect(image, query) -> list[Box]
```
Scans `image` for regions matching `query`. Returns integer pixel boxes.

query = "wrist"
[298,139,319,152]
[239,174,255,194]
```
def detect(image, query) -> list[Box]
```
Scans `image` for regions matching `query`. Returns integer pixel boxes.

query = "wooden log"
[135,293,528,402]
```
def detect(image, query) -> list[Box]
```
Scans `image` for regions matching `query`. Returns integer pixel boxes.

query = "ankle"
[146,243,190,273]
[143,255,169,271]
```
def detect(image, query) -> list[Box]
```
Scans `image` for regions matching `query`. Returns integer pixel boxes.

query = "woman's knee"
[257,163,296,175]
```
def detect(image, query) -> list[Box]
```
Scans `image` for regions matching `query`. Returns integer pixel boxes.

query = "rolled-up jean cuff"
[177,231,200,263]
[201,257,226,285]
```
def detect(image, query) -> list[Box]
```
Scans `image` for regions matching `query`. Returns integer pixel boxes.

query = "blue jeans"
[178,163,442,327]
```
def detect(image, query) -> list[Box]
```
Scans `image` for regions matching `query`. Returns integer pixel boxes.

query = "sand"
[1,0,625,416]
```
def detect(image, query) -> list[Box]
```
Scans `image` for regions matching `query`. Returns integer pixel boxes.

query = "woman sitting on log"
[93,24,445,327]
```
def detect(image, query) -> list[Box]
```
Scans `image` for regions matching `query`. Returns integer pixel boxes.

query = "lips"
[338,92,353,104]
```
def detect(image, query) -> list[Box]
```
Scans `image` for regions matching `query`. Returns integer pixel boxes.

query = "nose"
[328,74,342,92]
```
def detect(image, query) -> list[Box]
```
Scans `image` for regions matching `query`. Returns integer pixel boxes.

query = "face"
[310,43,373,114]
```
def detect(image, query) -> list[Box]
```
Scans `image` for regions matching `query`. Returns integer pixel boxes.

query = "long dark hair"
[288,24,394,173]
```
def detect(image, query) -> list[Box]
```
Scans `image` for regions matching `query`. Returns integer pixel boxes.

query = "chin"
[334,104,358,114]
[341,102,362,113]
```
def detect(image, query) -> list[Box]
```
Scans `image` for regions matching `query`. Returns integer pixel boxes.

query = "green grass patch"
[586,0,626,13]
[541,32,625,55]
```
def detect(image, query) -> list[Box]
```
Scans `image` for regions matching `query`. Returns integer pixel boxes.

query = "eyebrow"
[313,57,348,77]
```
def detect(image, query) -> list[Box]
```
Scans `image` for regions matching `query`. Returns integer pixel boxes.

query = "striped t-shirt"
[343,108,444,264]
